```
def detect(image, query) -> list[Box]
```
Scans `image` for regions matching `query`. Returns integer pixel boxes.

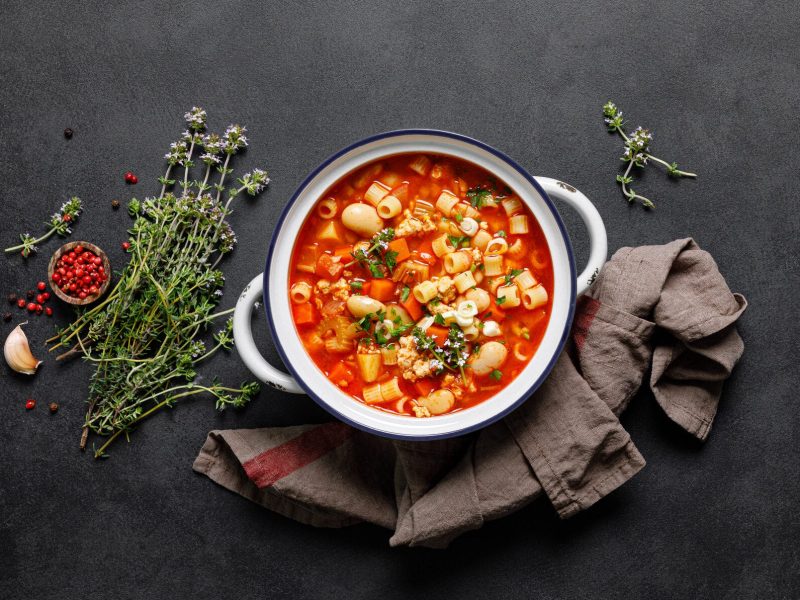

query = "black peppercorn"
[49,402,59,413]
[111,199,120,210]
[26,290,35,300]
[7,293,17,305]
[2,312,11,322]
[64,128,73,139]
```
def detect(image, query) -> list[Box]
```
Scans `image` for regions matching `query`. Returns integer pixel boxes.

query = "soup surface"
[288,153,553,417]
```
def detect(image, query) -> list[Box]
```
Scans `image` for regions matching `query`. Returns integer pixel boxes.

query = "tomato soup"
[288,153,553,417]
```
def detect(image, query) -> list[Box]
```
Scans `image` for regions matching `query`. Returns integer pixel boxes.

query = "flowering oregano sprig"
[603,101,696,209]
[4,196,82,257]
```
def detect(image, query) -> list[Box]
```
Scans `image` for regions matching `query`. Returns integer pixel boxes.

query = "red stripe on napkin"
[243,421,355,488]
[573,296,601,352]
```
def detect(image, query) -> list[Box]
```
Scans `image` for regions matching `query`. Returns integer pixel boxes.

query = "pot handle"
[232,274,304,394]
[533,177,607,295]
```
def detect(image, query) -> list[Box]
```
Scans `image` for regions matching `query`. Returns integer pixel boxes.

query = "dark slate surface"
[0,1,797,598]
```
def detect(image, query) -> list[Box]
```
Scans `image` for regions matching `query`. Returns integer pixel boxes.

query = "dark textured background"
[1,1,797,598]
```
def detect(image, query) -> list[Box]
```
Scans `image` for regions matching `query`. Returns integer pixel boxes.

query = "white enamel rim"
[233,130,607,440]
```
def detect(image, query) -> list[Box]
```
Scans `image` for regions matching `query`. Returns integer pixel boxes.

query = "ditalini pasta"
[289,153,553,417]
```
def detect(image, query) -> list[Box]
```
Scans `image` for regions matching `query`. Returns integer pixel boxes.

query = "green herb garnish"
[384,250,398,272]
[346,228,396,275]
[490,369,503,381]
[466,187,492,209]
[4,197,83,258]
[603,101,696,209]
[504,268,523,284]
[448,234,470,249]
[400,285,410,302]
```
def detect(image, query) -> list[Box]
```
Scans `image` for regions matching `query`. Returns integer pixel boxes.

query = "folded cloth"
[193,238,746,548]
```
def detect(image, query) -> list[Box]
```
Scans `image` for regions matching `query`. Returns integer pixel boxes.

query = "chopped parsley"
[350,281,363,292]
[466,187,492,209]
[374,327,390,345]
[496,296,507,305]
[490,369,503,381]
[496,230,506,238]
[454,213,464,222]
[433,313,446,325]
[356,314,374,331]
[384,250,398,272]
[390,321,413,338]
[504,268,524,284]
[367,263,384,278]
[448,234,470,249]
[400,285,410,302]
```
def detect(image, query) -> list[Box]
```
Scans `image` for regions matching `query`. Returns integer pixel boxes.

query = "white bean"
[465,288,490,312]
[419,389,455,415]
[346,295,386,318]
[468,341,508,376]
[341,203,384,237]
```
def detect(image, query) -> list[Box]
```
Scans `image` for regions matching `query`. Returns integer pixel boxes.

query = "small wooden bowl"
[48,241,112,305]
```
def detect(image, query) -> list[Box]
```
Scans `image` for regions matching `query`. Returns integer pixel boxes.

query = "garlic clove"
[4,322,42,375]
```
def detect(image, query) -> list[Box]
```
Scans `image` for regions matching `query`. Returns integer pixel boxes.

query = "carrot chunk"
[414,378,436,397]
[483,298,506,322]
[386,238,411,263]
[369,279,396,302]
[315,253,344,279]
[426,325,450,347]
[293,303,316,326]
[328,362,354,388]
[400,295,423,321]
[333,245,353,258]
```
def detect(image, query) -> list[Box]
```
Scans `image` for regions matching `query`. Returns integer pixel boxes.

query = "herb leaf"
[466,187,491,209]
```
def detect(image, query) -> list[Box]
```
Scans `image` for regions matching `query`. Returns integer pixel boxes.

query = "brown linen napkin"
[193,238,747,548]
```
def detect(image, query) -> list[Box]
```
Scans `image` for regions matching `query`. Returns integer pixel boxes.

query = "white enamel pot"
[233,130,607,440]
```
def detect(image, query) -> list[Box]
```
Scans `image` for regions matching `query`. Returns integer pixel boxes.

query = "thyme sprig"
[346,227,396,276]
[603,101,696,209]
[47,108,267,458]
[4,197,82,257]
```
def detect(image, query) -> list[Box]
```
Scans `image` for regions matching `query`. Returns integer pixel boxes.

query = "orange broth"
[288,153,553,417]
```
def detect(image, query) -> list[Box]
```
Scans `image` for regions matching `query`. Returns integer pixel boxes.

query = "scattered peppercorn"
[26,290,35,300]
[63,214,72,223]
[7,293,17,305]
[124,171,135,183]
[37,281,46,291]
[49,402,59,413]
[111,199,120,210]
[2,312,11,322]
[121,241,131,251]
[42,292,50,301]
[129,175,138,184]
[25,399,36,410]
[17,298,26,309]
[64,128,73,139]
[45,307,53,317]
